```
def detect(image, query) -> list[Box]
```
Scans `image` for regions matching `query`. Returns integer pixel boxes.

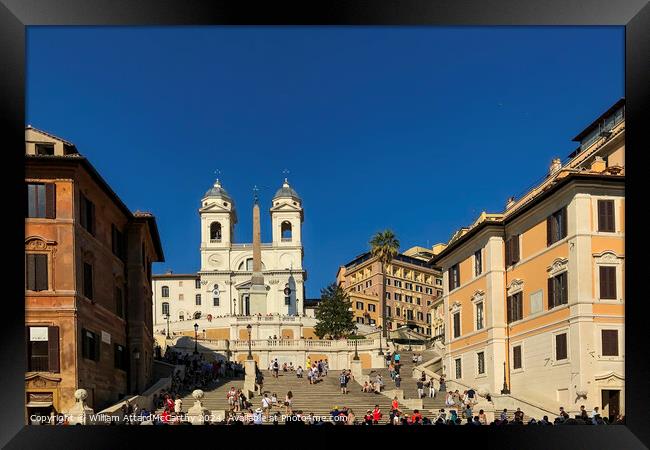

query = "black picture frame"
[1,1,648,448]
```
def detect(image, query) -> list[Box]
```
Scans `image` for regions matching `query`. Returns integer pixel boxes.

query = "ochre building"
[337,250,444,336]
[25,127,164,421]
[433,99,625,419]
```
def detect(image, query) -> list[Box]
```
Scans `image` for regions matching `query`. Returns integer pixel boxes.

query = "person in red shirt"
[372,405,382,424]
[161,409,170,424]
[391,397,400,413]
[410,409,423,424]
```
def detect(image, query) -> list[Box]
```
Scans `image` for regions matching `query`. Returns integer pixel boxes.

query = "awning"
[26,401,53,408]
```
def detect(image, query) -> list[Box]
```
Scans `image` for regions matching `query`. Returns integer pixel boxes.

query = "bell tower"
[199,179,236,271]
[270,178,303,246]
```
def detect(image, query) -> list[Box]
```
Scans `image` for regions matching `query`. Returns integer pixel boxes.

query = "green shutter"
[48,326,60,372]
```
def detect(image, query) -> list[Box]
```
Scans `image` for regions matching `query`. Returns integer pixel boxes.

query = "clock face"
[208,254,221,268]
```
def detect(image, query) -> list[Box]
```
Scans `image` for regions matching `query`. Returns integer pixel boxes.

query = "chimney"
[505,197,516,210]
[590,156,606,173]
[549,158,562,176]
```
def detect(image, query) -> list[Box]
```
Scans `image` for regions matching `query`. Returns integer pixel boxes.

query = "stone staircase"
[159,371,417,424]
[256,370,413,423]
[364,350,448,415]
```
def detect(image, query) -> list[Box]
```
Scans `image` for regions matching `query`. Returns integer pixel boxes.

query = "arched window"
[179,311,184,321]
[210,222,222,241]
[194,311,202,319]
[161,286,169,297]
[281,221,292,241]
[162,302,170,315]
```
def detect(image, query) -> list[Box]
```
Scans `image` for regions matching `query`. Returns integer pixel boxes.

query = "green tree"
[314,283,356,339]
[370,229,400,338]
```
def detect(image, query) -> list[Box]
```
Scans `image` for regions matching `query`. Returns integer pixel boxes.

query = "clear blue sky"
[27,26,623,298]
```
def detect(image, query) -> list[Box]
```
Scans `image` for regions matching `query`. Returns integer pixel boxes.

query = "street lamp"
[193,323,199,355]
[353,337,359,361]
[164,313,170,339]
[246,324,253,360]
[132,348,140,393]
[378,325,384,356]
[500,361,510,394]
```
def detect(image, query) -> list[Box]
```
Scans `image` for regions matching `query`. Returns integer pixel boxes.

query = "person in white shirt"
[271,392,278,408]
[261,394,272,419]
[174,395,183,414]
[253,408,263,425]
[296,366,303,378]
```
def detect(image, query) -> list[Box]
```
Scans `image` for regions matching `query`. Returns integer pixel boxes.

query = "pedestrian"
[427,377,436,398]
[372,405,382,424]
[439,375,446,392]
[296,365,303,378]
[285,391,293,414]
[261,393,271,419]
[395,373,401,388]
[500,409,508,422]
[580,405,588,421]
[272,359,280,378]
[416,378,424,399]
[174,395,182,414]
[339,371,348,394]
[514,408,524,422]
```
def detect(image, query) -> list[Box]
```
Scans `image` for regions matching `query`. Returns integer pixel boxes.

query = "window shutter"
[607,200,615,231]
[598,200,606,231]
[81,329,88,359]
[80,194,87,229]
[601,330,618,356]
[26,255,36,291]
[48,326,60,372]
[560,272,567,304]
[505,239,511,266]
[45,184,56,219]
[94,332,100,361]
[600,267,616,299]
[89,201,95,235]
[547,278,554,309]
[512,236,520,264]
[546,216,553,246]
[35,254,48,291]
[513,346,522,369]
[555,334,567,360]
[561,208,568,239]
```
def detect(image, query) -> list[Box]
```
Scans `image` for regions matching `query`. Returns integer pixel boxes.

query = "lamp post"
[132,348,140,393]
[164,313,170,339]
[378,325,384,356]
[500,361,510,394]
[246,324,253,360]
[353,337,359,361]
[193,323,199,355]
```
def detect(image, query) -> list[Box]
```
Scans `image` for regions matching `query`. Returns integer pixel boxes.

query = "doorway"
[601,389,620,421]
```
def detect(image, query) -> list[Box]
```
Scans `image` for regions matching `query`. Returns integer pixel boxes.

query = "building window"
[356,302,364,310]
[417,312,423,321]
[195,279,201,289]
[115,286,124,318]
[27,326,59,372]
[179,294,184,301]
[114,344,127,370]
[476,302,484,330]
[35,143,55,155]
[26,253,48,291]
[246,258,253,271]
[385,278,391,286]
[555,333,568,361]
[396,308,401,317]
[548,272,568,309]
[385,292,390,299]
[601,330,619,356]
[81,329,100,362]
[505,235,520,266]
[281,221,293,241]
[27,183,56,219]
[213,296,220,306]
[449,264,460,290]
[368,304,376,312]
[79,193,96,235]
[195,294,201,306]
[455,358,462,379]
[453,311,461,338]
[513,345,522,369]
[597,200,616,232]
[547,207,568,246]
[386,306,391,317]
[507,292,523,323]
[474,249,482,276]
[406,310,414,320]
[111,225,125,261]
[427,313,431,324]
[477,352,485,375]
[83,262,94,300]
[599,266,617,300]
[162,302,170,316]
[179,311,185,321]
[394,280,402,288]
[161,286,169,297]
[210,222,222,241]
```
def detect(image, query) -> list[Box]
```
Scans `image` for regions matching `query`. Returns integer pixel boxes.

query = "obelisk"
[248,188,268,314]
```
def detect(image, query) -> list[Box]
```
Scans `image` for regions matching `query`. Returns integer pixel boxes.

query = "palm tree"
[370,230,400,339]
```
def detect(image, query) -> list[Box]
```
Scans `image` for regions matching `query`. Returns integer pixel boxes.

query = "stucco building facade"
[25,127,164,420]
[433,99,625,419]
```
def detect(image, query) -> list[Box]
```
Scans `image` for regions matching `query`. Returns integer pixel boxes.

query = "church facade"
[152,178,306,327]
